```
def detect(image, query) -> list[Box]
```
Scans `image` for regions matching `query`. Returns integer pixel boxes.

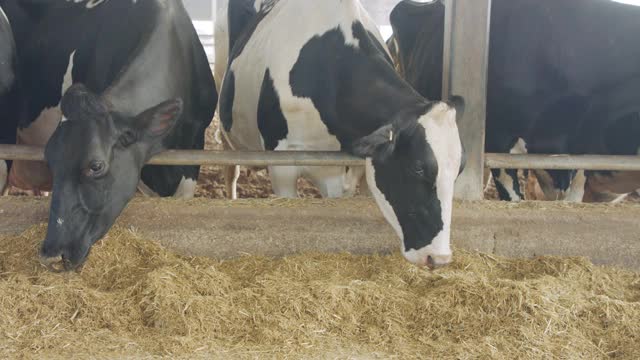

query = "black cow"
[389,0,640,202]
[218,0,465,268]
[1,0,218,270]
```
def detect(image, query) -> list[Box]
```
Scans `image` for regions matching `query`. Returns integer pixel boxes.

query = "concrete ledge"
[1,197,638,271]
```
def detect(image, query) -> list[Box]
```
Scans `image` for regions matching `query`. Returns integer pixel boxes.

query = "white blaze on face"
[405,103,462,266]
[365,158,403,241]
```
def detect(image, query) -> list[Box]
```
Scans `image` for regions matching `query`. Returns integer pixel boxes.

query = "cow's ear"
[352,124,397,161]
[135,98,183,139]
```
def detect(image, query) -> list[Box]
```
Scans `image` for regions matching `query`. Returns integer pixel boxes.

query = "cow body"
[390,0,640,202]
[2,0,217,198]
[214,0,366,199]
[219,0,464,267]
[1,0,218,270]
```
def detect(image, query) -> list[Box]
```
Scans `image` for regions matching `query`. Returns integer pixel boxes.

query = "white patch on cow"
[16,50,75,146]
[56,218,64,227]
[405,103,461,266]
[511,138,528,155]
[495,138,528,202]
[497,170,521,201]
[564,169,586,203]
[62,51,76,95]
[365,158,403,240]
[0,7,10,27]
[0,160,7,194]
[173,176,196,199]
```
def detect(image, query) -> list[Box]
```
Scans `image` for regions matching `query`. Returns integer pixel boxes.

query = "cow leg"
[0,160,7,195]
[225,165,240,200]
[356,166,371,197]
[305,166,360,198]
[492,168,523,202]
[563,169,586,202]
[269,166,299,198]
[343,166,366,197]
[217,127,241,200]
[173,176,197,199]
[533,170,561,200]
[489,138,527,201]
[483,168,492,190]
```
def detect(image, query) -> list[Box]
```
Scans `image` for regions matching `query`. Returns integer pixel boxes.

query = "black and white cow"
[219,0,465,267]
[214,0,367,199]
[1,0,217,270]
[0,5,22,195]
[389,0,640,202]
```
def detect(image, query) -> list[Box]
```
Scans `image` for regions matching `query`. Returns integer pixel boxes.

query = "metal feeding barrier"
[2,144,640,171]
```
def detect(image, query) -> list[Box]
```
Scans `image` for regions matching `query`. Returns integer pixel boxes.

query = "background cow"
[219,0,464,268]
[389,0,640,202]
[0,0,218,270]
[214,0,365,199]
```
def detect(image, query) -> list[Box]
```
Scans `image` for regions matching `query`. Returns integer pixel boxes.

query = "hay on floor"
[0,225,638,359]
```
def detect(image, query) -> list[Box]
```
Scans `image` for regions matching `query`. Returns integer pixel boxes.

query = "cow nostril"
[426,255,435,270]
[425,255,451,270]
[39,255,66,273]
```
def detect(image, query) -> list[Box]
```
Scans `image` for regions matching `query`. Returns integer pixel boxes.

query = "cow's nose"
[39,254,67,272]
[425,254,452,270]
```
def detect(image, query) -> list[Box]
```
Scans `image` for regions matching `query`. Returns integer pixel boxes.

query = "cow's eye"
[119,130,137,147]
[85,160,107,178]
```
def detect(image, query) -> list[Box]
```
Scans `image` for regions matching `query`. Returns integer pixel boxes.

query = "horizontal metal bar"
[485,153,640,171]
[0,145,365,167]
[3,145,640,171]
[149,150,365,166]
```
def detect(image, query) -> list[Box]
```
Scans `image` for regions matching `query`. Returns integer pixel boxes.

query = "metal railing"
[2,144,640,171]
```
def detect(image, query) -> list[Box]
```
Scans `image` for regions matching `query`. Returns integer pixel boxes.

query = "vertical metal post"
[211,0,217,42]
[443,0,492,200]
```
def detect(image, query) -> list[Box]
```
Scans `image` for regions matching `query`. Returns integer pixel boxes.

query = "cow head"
[353,101,463,269]
[40,84,183,271]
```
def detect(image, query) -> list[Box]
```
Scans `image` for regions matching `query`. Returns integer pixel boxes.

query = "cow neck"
[103,3,183,117]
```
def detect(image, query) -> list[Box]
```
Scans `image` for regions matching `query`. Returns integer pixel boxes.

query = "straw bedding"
[0,225,638,359]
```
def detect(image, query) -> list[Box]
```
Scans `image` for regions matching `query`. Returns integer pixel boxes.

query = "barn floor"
[2,197,640,270]
[0,198,639,358]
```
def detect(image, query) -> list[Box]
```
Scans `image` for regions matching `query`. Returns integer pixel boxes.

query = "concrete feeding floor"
[1,197,639,271]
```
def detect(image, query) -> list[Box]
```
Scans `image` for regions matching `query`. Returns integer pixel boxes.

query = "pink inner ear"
[150,120,171,134]
[159,113,174,121]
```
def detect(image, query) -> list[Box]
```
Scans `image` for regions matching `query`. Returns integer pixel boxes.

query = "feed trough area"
[0,197,639,358]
